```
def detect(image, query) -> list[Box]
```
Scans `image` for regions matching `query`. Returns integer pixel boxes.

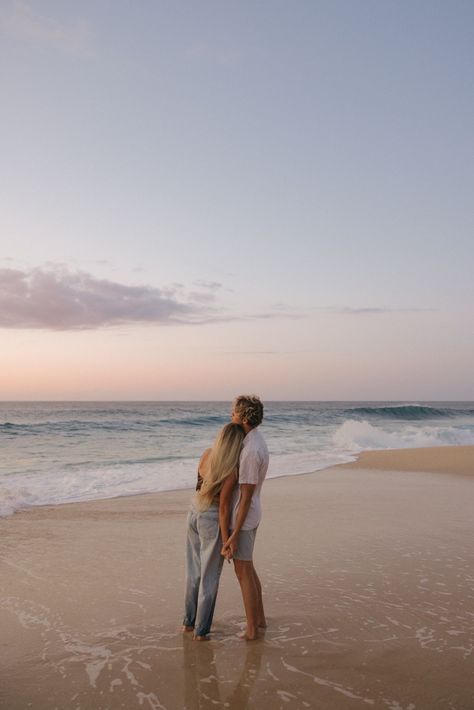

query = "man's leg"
[252,565,266,628]
[233,559,259,640]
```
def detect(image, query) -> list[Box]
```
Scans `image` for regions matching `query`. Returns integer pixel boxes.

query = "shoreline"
[3,444,474,521]
[1,446,473,708]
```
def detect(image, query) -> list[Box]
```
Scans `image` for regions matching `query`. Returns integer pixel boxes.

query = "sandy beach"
[336,445,474,477]
[1,445,473,710]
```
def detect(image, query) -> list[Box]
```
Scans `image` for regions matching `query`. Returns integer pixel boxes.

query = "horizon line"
[1,399,473,404]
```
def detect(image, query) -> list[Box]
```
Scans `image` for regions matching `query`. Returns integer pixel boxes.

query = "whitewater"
[1,401,474,517]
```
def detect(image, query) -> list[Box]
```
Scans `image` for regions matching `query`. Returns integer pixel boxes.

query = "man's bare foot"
[193,634,210,641]
[182,625,194,632]
[238,630,258,641]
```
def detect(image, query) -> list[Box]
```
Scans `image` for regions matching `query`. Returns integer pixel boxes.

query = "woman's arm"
[196,448,212,490]
[219,472,237,549]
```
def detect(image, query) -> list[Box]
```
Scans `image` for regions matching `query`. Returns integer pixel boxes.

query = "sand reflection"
[182,633,264,709]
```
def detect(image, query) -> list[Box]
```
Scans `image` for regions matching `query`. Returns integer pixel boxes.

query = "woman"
[182,422,245,640]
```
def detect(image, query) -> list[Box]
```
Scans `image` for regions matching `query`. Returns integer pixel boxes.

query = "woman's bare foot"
[193,634,210,641]
[182,625,194,632]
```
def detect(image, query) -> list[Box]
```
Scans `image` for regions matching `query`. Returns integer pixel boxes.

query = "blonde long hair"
[196,423,245,511]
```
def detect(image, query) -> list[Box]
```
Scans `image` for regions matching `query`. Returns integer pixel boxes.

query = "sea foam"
[333,419,474,451]
[2,401,474,517]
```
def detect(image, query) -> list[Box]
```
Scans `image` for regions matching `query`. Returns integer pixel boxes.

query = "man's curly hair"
[232,395,264,427]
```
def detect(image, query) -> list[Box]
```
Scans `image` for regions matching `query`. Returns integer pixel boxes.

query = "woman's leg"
[194,509,224,638]
[183,509,200,630]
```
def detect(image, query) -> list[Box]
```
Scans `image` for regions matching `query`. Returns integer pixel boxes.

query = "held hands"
[221,533,238,561]
[221,546,233,562]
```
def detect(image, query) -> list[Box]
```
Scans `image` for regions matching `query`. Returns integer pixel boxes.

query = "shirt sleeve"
[238,449,260,485]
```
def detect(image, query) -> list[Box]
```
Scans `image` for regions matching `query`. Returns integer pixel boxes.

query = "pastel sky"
[1,0,473,400]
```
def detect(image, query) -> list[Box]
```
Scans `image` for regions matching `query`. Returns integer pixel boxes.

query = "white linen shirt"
[231,428,269,531]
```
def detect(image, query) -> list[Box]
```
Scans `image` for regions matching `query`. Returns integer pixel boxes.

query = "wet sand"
[1,446,473,709]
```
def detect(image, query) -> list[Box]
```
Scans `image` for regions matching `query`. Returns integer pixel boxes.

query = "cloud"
[0,1,92,55]
[327,307,436,315]
[220,351,281,356]
[250,310,303,320]
[187,291,218,304]
[0,264,312,331]
[0,266,213,330]
[193,280,223,291]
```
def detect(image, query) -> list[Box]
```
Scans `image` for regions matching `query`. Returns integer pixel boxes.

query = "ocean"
[1,401,474,517]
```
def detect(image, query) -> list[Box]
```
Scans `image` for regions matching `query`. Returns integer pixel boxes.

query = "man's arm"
[219,473,237,552]
[222,483,255,557]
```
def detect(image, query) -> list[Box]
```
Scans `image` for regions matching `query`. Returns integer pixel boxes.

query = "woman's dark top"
[196,470,203,492]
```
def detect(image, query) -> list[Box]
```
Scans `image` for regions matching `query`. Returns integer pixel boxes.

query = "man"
[222,395,269,640]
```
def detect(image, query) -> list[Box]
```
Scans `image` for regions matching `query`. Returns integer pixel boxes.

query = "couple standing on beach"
[182,395,269,641]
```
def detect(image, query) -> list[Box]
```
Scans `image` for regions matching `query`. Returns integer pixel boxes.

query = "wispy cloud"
[325,307,436,315]
[194,280,223,291]
[0,0,92,56]
[220,350,311,355]
[187,291,218,304]
[0,266,212,330]
[250,310,303,320]
[188,280,224,303]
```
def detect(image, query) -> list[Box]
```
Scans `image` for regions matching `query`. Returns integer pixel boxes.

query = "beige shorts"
[233,527,258,561]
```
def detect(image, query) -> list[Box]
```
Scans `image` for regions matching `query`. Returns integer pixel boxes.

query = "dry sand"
[336,445,474,477]
[1,446,473,709]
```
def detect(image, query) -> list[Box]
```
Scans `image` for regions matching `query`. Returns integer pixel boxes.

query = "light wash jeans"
[183,503,224,637]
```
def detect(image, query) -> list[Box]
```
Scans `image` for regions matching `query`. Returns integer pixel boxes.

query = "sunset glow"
[1,1,473,400]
